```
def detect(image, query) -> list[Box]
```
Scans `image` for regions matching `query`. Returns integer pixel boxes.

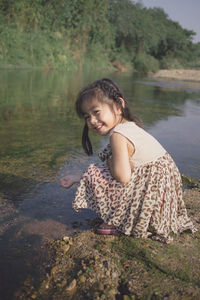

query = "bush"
[133,53,159,73]
[82,43,114,72]
[160,56,186,69]
[0,22,75,70]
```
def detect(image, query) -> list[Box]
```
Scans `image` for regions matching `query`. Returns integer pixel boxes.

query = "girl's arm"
[60,174,81,189]
[107,132,134,184]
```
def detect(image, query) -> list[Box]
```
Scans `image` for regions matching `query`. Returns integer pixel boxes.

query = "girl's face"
[81,98,122,135]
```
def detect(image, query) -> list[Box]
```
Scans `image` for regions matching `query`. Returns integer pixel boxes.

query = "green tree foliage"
[0,0,198,71]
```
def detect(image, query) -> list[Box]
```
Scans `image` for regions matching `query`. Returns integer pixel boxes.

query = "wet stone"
[79,275,86,283]
[65,279,77,293]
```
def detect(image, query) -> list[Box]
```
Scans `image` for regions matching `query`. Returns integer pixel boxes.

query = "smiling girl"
[60,78,196,243]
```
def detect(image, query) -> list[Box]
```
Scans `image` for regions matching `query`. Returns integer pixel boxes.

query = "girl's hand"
[60,175,80,189]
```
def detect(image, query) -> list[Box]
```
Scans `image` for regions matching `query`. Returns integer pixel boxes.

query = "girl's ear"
[114,98,125,115]
[119,97,125,108]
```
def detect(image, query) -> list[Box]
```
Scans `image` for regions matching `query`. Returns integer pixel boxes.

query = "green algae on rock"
[181,174,200,189]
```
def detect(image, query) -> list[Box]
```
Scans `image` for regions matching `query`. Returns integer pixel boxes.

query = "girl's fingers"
[60,177,75,188]
[60,178,70,187]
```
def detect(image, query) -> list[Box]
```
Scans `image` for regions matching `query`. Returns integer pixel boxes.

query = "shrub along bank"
[0,0,200,72]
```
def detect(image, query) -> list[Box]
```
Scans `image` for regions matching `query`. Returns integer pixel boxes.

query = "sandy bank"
[153,69,200,82]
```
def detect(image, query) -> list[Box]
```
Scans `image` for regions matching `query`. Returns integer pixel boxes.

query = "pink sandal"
[96,225,118,235]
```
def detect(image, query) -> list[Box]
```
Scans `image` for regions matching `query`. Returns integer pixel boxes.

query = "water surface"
[0,69,200,298]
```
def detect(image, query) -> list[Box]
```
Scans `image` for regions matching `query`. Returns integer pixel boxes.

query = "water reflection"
[148,100,200,179]
[0,69,200,201]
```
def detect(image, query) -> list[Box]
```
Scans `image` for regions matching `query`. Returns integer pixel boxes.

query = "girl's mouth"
[94,124,103,132]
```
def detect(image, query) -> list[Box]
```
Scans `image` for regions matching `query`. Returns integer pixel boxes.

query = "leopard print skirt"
[73,149,196,243]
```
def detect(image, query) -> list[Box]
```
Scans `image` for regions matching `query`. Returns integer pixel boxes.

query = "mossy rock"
[181,174,200,189]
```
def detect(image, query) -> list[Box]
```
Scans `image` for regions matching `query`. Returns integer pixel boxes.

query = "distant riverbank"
[152,69,200,82]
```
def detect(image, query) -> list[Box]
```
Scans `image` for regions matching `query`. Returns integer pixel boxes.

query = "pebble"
[79,275,86,283]
[57,279,67,288]
[108,288,117,296]
[62,244,70,253]
[50,266,58,276]
[62,236,70,242]
[112,271,118,279]
[98,282,104,291]
[77,270,83,276]
[93,291,100,298]
[123,296,135,300]
[123,296,130,300]
[62,236,73,245]
[65,279,77,293]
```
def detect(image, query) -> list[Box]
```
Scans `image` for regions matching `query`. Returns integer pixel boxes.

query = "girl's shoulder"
[112,121,163,148]
[111,121,143,146]
[113,121,142,135]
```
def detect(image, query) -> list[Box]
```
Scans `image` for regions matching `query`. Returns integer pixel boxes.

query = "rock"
[62,236,73,245]
[123,295,132,300]
[57,279,67,288]
[50,265,58,276]
[112,271,118,279]
[98,282,104,291]
[63,245,70,253]
[65,279,77,293]
[123,295,136,300]
[77,270,83,276]
[181,174,200,188]
[79,275,86,283]
[93,291,100,298]
[62,236,70,242]
[108,288,117,296]
[62,244,70,253]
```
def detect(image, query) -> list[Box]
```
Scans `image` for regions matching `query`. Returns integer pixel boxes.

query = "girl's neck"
[118,116,128,125]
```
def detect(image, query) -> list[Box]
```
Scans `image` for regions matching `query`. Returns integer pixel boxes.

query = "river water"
[0,69,200,298]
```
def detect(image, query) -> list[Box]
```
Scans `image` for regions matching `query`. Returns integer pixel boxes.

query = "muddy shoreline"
[13,187,200,300]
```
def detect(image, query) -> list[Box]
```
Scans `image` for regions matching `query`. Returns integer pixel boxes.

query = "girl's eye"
[94,110,100,114]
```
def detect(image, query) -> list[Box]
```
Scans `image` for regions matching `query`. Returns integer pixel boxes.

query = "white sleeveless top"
[112,122,166,167]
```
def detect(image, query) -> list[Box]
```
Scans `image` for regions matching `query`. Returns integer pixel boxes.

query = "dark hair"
[75,78,143,155]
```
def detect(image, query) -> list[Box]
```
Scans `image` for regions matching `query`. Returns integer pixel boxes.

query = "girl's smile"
[81,98,122,135]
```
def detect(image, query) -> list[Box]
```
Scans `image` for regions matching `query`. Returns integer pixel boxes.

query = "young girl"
[60,78,196,243]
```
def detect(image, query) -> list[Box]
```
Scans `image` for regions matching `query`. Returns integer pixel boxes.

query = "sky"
[135,0,200,43]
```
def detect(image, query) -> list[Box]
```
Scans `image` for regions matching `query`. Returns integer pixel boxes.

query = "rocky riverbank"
[14,187,200,300]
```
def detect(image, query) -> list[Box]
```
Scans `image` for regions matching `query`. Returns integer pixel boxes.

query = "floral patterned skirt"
[73,152,196,243]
